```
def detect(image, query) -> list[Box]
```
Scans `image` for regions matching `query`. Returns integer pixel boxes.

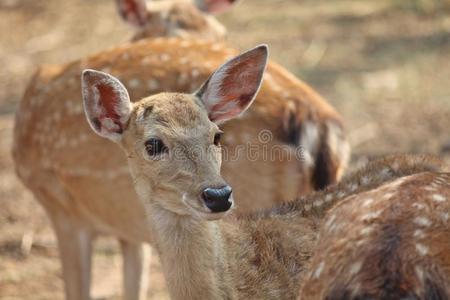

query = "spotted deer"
[115,0,237,41]
[80,44,448,299]
[299,155,450,300]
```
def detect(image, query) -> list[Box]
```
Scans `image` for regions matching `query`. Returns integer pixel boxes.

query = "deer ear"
[81,69,132,142]
[116,0,148,27]
[196,44,268,124]
[195,0,238,14]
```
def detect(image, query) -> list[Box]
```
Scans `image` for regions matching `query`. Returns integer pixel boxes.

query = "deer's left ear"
[115,0,149,27]
[81,69,132,142]
[195,0,239,14]
[196,44,268,124]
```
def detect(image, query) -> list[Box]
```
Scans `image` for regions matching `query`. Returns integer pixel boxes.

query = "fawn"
[115,0,237,41]
[299,155,450,299]
[13,1,348,298]
[82,43,449,299]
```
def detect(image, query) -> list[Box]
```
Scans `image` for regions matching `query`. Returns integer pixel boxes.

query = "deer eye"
[145,138,168,156]
[214,132,222,146]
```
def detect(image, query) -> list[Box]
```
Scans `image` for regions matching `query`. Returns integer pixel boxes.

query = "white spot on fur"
[178,73,189,85]
[148,79,159,90]
[432,194,446,203]
[413,229,426,239]
[121,52,130,60]
[179,57,189,65]
[415,243,429,256]
[337,191,346,198]
[382,192,395,200]
[160,53,170,62]
[313,261,325,279]
[440,212,449,222]
[191,69,200,78]
[304,204,312,212]
[180,40,191,48]
[349,261,362,275]
[324,194,333,203]
[413,217,432,227]
[128,78,141,88]
[79,133,88,142]
[142,57,152,65]
[313,200,323,207]
[361,210,382,221]
[360,227,373,236]
[211,44,222,51]
[362,198,374,207]
[424,186,436,192]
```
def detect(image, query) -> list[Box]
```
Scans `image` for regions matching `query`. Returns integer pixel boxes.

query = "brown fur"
[299,156,450,300]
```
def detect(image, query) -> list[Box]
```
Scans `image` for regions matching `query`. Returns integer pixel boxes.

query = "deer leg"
[50,211,94,300]
[120,240,151,300]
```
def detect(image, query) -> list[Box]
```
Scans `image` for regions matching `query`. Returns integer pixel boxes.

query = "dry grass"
[0,0,449,298]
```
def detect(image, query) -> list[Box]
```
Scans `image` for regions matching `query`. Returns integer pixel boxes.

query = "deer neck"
[148,202,235,300]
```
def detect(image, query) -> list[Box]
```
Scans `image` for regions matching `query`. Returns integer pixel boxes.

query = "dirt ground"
[0,0,449,299]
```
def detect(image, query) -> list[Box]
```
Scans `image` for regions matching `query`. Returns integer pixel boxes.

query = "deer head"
[116,0,238,41]
[82,45,268,220]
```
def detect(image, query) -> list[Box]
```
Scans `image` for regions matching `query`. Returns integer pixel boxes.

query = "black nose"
[202,186,233,213]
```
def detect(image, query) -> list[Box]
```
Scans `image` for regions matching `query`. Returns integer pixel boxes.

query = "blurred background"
[0,0,449,298]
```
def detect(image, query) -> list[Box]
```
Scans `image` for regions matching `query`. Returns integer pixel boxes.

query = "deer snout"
[202,186,233,213]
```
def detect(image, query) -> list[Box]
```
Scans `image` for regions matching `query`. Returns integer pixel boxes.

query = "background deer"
[299,156,450,299]
[82,44,448,299]
[115,0,237,41]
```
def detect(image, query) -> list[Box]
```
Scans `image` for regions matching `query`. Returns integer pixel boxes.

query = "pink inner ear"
[209,58,262,121]
[96,84,124,133]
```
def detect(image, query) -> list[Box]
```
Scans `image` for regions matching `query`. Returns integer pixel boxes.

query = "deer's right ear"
[116,0,148,27]
[81,69,132,142]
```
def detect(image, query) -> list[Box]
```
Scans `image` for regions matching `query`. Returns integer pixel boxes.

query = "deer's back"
[300,172,450,299]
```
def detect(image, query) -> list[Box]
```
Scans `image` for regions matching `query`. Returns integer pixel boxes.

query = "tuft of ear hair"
[81,69,132,142]
[115,0,149,28]
[194,0,239,14]
[196,44,269,124]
